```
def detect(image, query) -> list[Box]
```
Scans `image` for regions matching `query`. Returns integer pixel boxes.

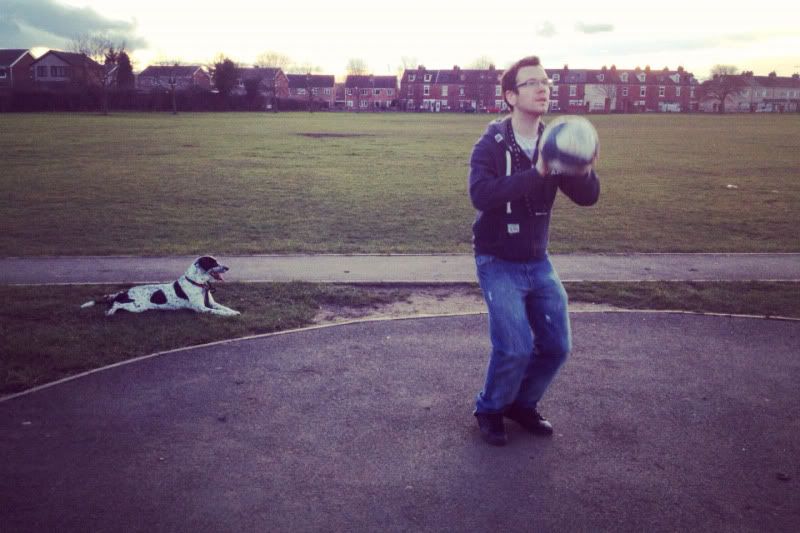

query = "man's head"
[501,56,551,115]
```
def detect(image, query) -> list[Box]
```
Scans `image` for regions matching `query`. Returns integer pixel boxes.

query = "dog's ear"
[196,256,219,272]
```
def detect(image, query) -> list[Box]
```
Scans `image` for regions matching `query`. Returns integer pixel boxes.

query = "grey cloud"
[576,22,615,34]
[0,0,146,49]
[536,21,557,38]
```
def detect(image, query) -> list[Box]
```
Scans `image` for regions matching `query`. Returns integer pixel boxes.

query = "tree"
[243,77,263,110]
[346,58,368,75]
[255,51,291,70]
[116,52,135,89]
[69,32,126,114]
[212,57,238,100]
[469,56,495,69]
[700,65,748,113]
[287,62,322,75]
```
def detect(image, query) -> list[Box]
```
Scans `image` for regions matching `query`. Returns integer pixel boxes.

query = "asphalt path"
[1,253,799,284]
[2,312,798,532]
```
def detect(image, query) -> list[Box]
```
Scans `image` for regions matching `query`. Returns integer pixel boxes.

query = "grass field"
[1,112,798,256]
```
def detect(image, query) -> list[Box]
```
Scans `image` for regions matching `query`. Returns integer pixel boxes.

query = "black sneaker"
[475,412,508,446]
[504,404,554,435]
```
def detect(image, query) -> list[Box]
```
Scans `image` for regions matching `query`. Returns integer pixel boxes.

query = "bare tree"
[68,32,127,115]
[255,51,291,70]
[346,58,369,75]
[287,62,322,74]
[700,65,748,113]
[469,56,495,69]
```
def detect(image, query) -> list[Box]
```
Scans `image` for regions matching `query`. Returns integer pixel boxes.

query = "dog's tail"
[80,292,120,309]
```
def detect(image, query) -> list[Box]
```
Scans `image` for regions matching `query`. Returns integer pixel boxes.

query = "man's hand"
[535,157,549,176]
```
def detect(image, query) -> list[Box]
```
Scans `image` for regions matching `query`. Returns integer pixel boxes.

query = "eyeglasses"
[515,78,553,90]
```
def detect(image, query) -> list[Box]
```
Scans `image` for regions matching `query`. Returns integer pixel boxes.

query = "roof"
[286,74,335,89]
[0,49,31,66]
[751,75,800,88]
[345,75,397,89]
[237,67,283,82]
[31,50,103,69]
[139,65,204,78]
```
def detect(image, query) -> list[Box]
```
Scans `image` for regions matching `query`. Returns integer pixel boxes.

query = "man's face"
[506,65,551,115]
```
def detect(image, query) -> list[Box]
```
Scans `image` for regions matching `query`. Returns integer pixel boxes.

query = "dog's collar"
[182,276,214,292]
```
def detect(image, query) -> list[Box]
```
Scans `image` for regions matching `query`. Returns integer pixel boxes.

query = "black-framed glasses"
[515,78,553,90]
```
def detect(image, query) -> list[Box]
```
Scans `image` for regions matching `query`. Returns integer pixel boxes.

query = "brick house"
[137,65,211,91]
[29,50,105,91]
[0,49,35,94]
[233,67,289,99]
[401,65,502,112]
[287,74,336,108]
[344,75,398,110]
[549,65,697,113]
[699,72,800,113]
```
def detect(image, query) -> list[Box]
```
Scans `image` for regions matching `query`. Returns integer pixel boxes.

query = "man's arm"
[468,136,541,211]
[558,168,600,206]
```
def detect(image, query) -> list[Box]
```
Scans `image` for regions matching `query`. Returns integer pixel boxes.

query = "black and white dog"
[81,256,240,317]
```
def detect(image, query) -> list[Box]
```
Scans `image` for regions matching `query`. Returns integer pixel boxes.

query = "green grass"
[2,281,798,396]
[1,112,798,256]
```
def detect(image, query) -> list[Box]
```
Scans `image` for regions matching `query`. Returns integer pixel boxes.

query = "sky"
[1,0,799,80]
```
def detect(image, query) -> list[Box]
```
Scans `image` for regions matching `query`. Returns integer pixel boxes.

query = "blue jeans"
[474,254,572,414]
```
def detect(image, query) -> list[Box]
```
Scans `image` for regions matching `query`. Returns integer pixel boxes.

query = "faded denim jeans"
[474,254,572,414]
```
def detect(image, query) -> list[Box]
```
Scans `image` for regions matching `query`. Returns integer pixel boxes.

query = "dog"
[81,256,240,317]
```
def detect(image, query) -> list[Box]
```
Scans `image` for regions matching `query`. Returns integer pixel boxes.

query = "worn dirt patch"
[313,286,622,325]
[298,132,373,138]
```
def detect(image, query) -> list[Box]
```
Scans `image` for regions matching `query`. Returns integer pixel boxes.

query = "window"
[347,100,354,108]
[442,86,448,97]
[620,73,628,82]
[297,88,306,95]
[408,87,413,97]
[324,88,331,95]
[495,85,501,96]
[691,88,695,98]
[424,74,431,82]
[408,74,416,82]
[312,88,319,95]
[387,88,394,96]
[0,68,6,79]
[640,86,646,97]
[569,85,577,96]
[374,89,381,96]
[346,88,352,96]
[659,86,665,97]
[360,88,369,96]
[597,74,604,82]
[459,87,465,96]
[50,66,68,77]
[360,100,369,108]
[552,86,559,96]
[676,86,681,97]
[622,87,628,97]
[37,66,47,77]
[423,85,430,96]
[552,73,560,82]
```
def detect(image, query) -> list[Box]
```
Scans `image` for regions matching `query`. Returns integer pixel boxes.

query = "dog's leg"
[205,293,240,316]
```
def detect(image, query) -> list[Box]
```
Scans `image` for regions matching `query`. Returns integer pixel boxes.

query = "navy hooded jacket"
[468,116,600,261]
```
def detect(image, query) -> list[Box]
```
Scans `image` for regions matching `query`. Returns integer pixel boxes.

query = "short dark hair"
[500,56,542,111]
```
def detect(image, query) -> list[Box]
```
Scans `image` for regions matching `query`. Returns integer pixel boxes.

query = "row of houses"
[2,48,799,113]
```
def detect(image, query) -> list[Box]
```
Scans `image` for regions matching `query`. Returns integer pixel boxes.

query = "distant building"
[401,65,501,112]
[29,50,105,91]
[233,67,289,99]
[0,49,35,94]
[344,75,397,110]
[699,72,800,113]
[287,74,336,108]
[137,65,211,91]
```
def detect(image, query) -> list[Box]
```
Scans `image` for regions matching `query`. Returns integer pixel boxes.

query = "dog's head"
[187,256,229,283]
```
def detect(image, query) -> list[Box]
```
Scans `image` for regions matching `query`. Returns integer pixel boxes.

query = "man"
[468,56,600,446]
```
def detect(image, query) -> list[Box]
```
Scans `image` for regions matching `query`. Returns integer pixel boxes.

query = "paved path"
[2,253,799,284]
[2,313,799,531]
